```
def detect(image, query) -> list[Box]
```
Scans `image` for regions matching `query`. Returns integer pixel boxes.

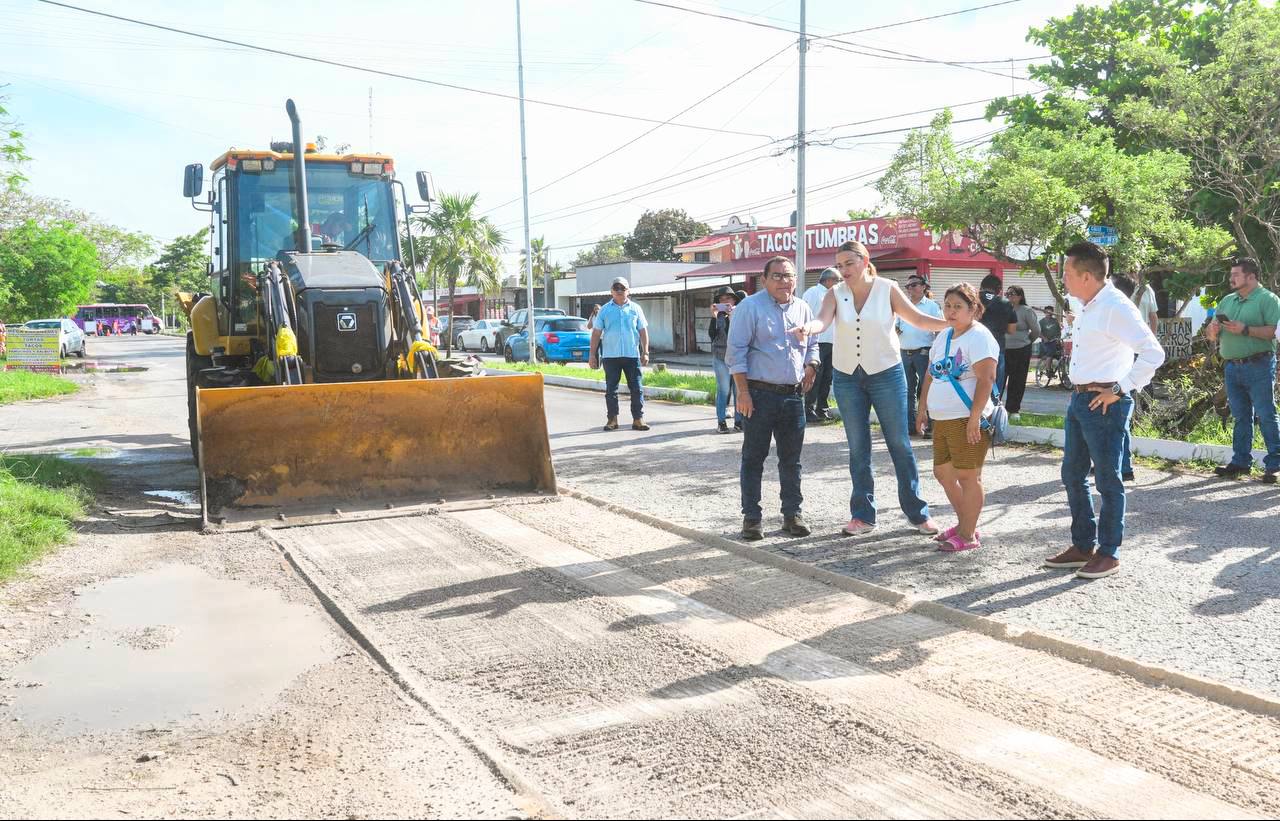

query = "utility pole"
[545,245,553,312]
[794,0,808,281]
[516,0,536,364]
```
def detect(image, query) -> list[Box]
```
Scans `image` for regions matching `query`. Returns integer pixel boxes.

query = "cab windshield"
[234,161,398,265]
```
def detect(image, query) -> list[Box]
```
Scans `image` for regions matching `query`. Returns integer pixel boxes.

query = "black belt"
[901,347,929,355]
[1225,351,1275,365]
[748,379,803,395]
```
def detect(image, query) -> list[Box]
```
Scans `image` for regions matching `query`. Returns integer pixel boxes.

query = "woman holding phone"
[708,286,744,433]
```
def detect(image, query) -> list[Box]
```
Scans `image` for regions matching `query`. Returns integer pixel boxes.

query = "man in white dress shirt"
[1044,242,1165,580]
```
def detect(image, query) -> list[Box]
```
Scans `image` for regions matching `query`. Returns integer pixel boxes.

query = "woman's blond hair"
[837,240,876,277]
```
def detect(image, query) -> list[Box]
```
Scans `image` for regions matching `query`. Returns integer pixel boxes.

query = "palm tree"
[414,192,506,356]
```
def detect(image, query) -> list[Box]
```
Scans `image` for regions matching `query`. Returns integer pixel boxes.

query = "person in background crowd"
[802,241,948,537]
[1045,242,1164,580]
[978,274,1018,396]
[708,286,744,434]
[589,277,651,432]
[802,268,839,422]
[897,273,942,437]
[1206,257,1280,484]
[1001,285,1039,422]
[588,303,601,330]
[1138,278,1159,333]
[916,283,999,552]
[726,257,820,541]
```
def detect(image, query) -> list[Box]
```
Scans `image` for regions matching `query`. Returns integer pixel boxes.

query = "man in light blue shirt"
[896,274,942,435]
[726,256,820,541]
[589,277,651,431]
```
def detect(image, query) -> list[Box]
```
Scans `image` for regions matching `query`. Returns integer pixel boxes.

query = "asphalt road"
[538,380,1280,699]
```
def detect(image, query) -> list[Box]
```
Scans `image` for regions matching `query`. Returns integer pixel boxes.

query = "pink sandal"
[938,533,981,552]
[933,526,980,543]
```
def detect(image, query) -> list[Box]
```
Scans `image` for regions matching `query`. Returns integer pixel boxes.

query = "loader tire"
[186,332,213,464]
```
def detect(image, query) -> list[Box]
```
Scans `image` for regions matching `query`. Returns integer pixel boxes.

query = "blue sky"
[1,0,1094,269]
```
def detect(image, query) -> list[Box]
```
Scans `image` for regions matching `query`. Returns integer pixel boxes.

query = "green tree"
[623,209,709,261]
[876,109,1230,307]
[414,192,505,355]
[0,221,101,320]
[0,93,29,192]
[1118,3,1280,287]
[519,236,551,288]
[150,228,210,296]
[572,233,629,268]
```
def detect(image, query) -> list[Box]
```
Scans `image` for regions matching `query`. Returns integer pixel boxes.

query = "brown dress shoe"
[1044,546,1095,569]
[783,515,810,537]
[603,416,619,431]
[632,418,650,431]
[1076,554,1120,579]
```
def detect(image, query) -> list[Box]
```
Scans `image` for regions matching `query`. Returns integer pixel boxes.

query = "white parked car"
[25,318,87,358]
[455,319,504,353]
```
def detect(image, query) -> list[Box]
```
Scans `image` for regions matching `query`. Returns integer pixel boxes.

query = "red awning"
[676,247,904,278]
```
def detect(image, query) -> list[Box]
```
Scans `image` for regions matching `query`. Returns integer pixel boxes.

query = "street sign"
[4,327,61,371]
[1087,225,1119,246]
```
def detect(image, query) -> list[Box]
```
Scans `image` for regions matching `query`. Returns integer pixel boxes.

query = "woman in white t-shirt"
[916,282,999,552]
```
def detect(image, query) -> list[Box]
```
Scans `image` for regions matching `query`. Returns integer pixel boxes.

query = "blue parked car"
[505,316,592,363]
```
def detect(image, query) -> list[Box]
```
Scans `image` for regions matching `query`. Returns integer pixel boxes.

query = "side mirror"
[183,163,204,198]
[415,171,433,203]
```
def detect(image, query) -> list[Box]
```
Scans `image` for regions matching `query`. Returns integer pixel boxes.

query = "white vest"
[832,277,901,376]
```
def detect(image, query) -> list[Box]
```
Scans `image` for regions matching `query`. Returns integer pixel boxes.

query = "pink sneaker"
[841,518,876,536]
[938,533,981,553]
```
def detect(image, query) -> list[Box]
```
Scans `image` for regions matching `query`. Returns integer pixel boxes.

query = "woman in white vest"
[804,240,950,536]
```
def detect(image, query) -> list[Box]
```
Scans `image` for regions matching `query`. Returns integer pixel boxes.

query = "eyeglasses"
[906,281,925,288]
[766,272,797,281]
[611,285,628,292]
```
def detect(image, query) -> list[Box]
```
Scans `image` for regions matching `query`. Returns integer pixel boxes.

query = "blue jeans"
[901,349,930,432]
[1063,391,1134,557]
[995,350,1006,401]
[831,365,929,525]
[740,387,806,520]
[603,357,644,420]
[711,356,742,425]
[1225,353,1280,472]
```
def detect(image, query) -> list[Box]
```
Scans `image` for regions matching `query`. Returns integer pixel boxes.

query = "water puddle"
[57,361,149,374]
[7,564,335,737]
[143,489,199,506]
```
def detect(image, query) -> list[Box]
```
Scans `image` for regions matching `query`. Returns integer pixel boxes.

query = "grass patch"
[0,369,79,405]
[0,455,99,582]
[1133,413,1261,449]
[1013,411,1065,429]
[487,360,717,401]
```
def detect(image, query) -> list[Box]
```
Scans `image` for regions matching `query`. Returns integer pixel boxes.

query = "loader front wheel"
[186,332,213,464]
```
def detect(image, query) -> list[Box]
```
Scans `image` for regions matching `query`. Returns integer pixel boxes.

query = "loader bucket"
[195,373,556,527]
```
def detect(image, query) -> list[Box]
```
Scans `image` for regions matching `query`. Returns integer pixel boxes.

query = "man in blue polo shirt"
[589,276,651,431]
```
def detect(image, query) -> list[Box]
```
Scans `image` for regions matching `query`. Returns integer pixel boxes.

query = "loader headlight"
[351,363,363,374]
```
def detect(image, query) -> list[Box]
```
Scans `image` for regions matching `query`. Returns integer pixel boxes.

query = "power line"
[633,0,1043,80]
[33,0,773,139]
[482,42,793,215]
[826,0,1026,37]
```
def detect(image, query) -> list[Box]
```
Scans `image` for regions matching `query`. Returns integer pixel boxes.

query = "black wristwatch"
[1110,382,1124,396]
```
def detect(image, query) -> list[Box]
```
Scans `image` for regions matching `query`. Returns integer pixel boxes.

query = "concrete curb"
[1007,424,1267,465]
[539,373,712,403]
[560,485,1280,720]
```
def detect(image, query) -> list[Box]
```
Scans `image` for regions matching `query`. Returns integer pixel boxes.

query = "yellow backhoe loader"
[180,100,554,528]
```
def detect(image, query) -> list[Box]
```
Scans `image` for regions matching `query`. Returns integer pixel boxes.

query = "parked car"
[496,307,567,351]
[437,314,475,344]
[455,318,504,353]
[25,318,87,358]
[504,316,591,364]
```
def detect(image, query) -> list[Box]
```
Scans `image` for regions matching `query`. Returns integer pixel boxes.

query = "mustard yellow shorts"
[932,417,990,470]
